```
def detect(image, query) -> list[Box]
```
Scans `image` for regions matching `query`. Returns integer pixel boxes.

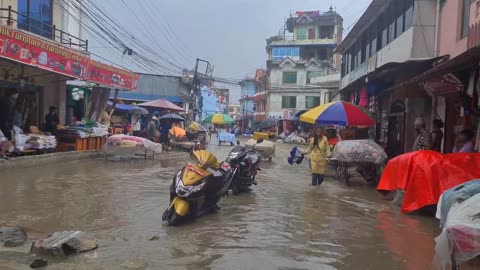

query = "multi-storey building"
[265,8,343,119]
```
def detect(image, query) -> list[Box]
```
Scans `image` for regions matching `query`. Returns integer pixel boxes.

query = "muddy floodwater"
[0,142,440,270]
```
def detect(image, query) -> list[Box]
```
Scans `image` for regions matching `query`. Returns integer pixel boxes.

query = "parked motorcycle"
[162,150,234,226]
[225,139,263,195]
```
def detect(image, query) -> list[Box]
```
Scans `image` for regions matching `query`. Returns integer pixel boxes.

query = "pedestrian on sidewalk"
[302,127,331,186]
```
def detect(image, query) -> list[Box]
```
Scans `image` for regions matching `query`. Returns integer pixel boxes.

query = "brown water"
[0,142,440,270]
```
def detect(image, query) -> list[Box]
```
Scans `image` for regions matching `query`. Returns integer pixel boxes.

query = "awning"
[107,101,140,112]
[407,46,480,84]
[109,91,184,103]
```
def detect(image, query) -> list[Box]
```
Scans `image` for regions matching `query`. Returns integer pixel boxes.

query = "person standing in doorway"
[431,119,444,152]
[302,127,331,186]
[0,89,18,140]
[45,106,60,135]
[413,117,432,151]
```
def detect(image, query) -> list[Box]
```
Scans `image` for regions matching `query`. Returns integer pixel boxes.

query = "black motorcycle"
[225,139,263,195]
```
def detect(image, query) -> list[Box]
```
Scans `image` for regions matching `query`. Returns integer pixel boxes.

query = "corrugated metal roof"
[110,92,184,103]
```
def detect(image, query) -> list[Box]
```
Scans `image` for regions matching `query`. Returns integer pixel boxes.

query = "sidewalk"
[0,150,105,170]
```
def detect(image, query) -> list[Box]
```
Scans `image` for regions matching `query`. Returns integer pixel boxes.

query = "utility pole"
[192,58,211,122]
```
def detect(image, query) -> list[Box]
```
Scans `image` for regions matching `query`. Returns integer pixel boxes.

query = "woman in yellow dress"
[303,127,331,186]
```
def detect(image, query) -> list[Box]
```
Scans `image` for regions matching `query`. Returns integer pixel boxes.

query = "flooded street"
[0,141,440,270]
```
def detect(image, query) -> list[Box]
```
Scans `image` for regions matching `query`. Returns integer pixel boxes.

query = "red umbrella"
[138,99,184,111]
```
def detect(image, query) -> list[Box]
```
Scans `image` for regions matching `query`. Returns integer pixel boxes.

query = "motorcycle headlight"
[175,177,207,198]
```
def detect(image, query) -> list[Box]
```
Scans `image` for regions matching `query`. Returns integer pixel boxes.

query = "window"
[282,71,297,84]
[396,0,405,38]
[282,96,297,108]
[272,47,300,62]
[297,28,307,40]
[461,0,471,38]
[306,71,315,84]
[405,0,414,30]
[305,96,320,108]
[319,25,334,39]
[18,0,53,39]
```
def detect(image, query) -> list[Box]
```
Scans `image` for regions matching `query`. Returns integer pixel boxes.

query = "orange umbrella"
[138,99,184,111]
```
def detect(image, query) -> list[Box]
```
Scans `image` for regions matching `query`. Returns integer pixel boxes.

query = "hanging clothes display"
[359,87,369,108]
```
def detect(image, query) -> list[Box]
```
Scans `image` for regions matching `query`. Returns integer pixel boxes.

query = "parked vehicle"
[226,139,263,195]
[162,150,234,226]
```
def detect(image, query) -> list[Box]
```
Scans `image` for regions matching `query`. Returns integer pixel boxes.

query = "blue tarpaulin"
[107,101,140,112]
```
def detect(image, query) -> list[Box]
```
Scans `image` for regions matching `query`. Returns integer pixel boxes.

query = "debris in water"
[30,259,48,269]
[30,231,98,257]
[0,226,27,247]
[148,235,159,241]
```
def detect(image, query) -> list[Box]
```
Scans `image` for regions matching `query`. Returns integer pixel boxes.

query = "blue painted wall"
[201,85,218,121]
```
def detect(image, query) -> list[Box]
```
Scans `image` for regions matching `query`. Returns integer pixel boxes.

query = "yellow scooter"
[162,150,234,226]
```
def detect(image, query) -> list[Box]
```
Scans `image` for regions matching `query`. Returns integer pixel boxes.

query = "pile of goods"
[26,134,57,150]
[105,134,162,157]
[332,139,387,164]
[434,180,480,269]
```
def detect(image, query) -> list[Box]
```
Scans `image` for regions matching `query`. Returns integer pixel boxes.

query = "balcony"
[267,34,336,47]
[0,6,88,51]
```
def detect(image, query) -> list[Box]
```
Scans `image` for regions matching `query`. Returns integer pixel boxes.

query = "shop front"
[0,24,138,156]
[339,57,444,158]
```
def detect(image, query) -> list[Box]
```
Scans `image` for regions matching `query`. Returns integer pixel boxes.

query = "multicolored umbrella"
[300,101,375,126]
[203,114,234,125]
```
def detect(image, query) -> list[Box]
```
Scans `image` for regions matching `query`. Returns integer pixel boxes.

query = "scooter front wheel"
[163,207,182,226]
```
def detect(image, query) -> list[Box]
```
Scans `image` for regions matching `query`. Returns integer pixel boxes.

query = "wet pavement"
[0,141,440,270]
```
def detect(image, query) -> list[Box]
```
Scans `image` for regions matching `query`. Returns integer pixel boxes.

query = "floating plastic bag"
[434,193,480,269]
[332,140,387,164]
[105,135,162,158]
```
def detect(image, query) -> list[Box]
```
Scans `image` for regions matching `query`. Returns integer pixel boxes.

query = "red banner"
[0,26,138,91]
[86,60,138,91]
[0,26,89,78]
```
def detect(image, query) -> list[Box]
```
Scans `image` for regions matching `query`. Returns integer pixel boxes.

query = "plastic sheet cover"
[434,193,480,269]
[332,139,387,164]
[378,151,480,213]
[105,135,162,157]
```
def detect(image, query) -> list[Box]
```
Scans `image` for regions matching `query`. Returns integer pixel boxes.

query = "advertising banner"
[86,60,138,91]
[0,26,138,91]
[0,26,89,79]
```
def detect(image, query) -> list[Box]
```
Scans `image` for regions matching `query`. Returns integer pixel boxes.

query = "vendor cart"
[245,138,275,161]
[332,140,387,186]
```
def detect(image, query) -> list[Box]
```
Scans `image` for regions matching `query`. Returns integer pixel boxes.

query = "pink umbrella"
[138,99,184,111]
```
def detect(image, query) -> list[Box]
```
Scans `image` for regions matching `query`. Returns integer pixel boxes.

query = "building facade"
[239,78,256,129]
[336,0,441,158]
[265,8,343,119]
[0,0,85,128]
[115,74,189,108]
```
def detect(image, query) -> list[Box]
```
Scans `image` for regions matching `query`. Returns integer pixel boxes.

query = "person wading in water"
[302,127,331,186]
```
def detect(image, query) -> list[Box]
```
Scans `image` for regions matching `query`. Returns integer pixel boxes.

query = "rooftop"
[286,8,343,32]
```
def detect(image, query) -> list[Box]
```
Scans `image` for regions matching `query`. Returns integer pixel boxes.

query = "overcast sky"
[88,0,372,103]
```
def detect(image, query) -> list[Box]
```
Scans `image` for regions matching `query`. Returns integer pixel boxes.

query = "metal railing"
[0,6,88,51]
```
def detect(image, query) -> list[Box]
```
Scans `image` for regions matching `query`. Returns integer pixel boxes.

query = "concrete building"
[253,69,268,121]
[214,88,230,114]
[0,0,85,127]
[265,8,343,119]
[336,0,443,157]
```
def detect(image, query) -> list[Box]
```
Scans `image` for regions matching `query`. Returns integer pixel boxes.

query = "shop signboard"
[86,60,138,91]
[0,26,89,79]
